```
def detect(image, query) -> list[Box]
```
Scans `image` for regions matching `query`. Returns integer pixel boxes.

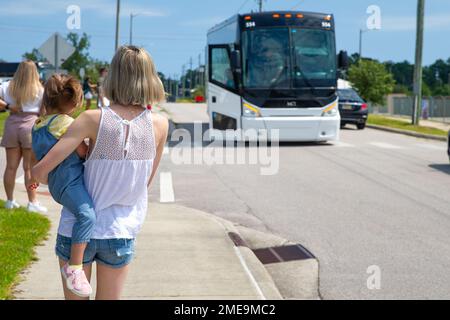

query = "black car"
[338,88,368,130]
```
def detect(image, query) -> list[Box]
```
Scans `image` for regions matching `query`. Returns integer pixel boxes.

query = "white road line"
[370,142,404,149]
[159,172,175,203]
[333,141,355,148]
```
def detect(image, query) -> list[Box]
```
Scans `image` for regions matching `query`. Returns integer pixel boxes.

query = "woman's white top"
[58,106,157,239]
[0,81,43,113]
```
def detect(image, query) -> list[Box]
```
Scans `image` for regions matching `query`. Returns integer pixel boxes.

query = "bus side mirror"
[231,50,241,72]
[338,50,349,70]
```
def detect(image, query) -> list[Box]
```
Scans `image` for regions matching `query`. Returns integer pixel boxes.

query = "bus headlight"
[243,103,261,117]
[321,101,338,117]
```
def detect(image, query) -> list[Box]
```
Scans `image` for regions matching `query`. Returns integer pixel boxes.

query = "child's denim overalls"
[32,115,95,244]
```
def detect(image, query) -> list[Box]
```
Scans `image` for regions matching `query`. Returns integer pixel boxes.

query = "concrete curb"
[367,124,447,142]
[210,215,320,300]
[193,212,284,300]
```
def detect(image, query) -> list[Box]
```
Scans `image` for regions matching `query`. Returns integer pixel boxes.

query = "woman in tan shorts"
[0,60,47,213]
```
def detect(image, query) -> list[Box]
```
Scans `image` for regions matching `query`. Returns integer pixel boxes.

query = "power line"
[291,0,305,10]
[0,25,204,41]
[237,0,251,13]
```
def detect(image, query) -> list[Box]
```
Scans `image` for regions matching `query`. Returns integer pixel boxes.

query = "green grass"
[0,200,50,299]
[72,102,97,118]
[0,102,95,137]
[0,111,8,135]
[176,98,195,103]
[368,114,448,137]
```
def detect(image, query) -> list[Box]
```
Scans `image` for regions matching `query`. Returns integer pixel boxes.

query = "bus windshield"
[242,27,336,89]
[291,28,336,87]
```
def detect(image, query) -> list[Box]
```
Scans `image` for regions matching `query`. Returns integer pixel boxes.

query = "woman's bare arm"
[28,150,44,189]
[0,99,20,113]
[148,113,169,187]
[31,110,99,183]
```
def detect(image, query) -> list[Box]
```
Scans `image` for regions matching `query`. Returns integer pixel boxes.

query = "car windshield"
[242,27,336,89]
[338,89,364,102]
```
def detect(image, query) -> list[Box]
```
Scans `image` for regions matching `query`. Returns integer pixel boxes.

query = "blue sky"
[0,0,450,77]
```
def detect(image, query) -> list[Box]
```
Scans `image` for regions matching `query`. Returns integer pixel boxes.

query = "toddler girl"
[30,74,94,297]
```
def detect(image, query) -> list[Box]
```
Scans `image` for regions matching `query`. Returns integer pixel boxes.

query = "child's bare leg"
[70,243,88,266]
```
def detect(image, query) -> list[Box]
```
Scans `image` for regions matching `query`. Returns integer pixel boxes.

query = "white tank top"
[0,81,43,113]
[58,106,156,239]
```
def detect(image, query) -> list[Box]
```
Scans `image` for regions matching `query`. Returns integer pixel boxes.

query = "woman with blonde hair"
[0,60,47,213]
[32,46,168,300]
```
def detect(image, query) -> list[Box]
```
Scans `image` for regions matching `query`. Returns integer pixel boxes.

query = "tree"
[348,59,395,105]
[393,84,410,94]
[384,60,414,90]
[61,32,91,78]
[348,53,361,67]
[421,82,432,97]
[85,59,109,84]
[22,48,46,63]
[431,84,450,96]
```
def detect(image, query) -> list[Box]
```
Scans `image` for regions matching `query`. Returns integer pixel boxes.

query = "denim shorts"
[55,234,135,269]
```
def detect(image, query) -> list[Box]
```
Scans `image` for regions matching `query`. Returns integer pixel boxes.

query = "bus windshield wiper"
[294,64,318,95]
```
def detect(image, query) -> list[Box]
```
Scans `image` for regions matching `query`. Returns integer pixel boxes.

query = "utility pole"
[181,65,186,98]
[198,53,202,88]
[130,13,138,45]
[115,0,120,52]
[174,73,179,98]
[359,29,363,60]
[257,0,264,12]
[189,57,193,92]
[412,0,425,125]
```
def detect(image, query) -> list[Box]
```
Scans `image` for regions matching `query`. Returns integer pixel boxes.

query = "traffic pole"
[412,0,425,125]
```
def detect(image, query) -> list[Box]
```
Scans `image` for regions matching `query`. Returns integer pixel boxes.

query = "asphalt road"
[150,103,450,299]
[1,104,449,299]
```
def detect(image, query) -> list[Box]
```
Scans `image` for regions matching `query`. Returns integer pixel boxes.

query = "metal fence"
[391,96,450,123]
[368,103,388,114]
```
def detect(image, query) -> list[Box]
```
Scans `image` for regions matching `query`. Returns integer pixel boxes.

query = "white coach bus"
[206,11,349,141]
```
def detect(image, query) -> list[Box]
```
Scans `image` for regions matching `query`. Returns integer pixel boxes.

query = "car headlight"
[243,103,261,117]
[321,101,338,117]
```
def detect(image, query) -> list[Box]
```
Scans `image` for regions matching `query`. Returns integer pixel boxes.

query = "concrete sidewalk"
[4,182,282,300]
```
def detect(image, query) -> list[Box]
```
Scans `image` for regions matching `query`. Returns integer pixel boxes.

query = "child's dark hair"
[42,74,83,115]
